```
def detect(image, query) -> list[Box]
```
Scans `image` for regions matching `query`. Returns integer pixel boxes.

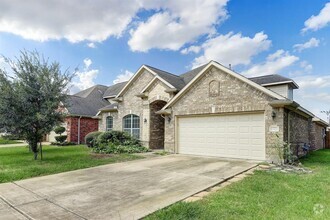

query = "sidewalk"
[0,142,51,148]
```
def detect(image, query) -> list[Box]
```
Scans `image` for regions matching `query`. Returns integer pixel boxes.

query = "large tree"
[0,51,73,159]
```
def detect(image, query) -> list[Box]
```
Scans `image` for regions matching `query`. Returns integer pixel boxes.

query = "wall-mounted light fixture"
[144,118,147,123]
[167,116,172,123]
[271,111,276,119]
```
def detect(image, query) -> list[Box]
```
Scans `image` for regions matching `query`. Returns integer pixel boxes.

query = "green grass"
[0,138,21,145]
[146,150,330,220]
[0,145,143,183]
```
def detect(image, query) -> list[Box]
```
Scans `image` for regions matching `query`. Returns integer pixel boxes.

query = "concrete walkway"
[0,142,51,148]
[0,155,257,220]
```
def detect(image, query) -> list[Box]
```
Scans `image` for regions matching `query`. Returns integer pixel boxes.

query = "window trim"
[106,116,113,131]
[123,114,140,139]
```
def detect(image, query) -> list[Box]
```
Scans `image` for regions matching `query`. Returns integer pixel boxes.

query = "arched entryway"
[149,100,167,149]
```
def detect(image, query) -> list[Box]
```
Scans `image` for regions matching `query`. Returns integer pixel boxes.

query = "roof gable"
[162,61,286,109]
[116,65,176,98]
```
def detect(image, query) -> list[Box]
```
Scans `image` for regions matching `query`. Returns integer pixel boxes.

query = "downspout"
[77,116,82,144]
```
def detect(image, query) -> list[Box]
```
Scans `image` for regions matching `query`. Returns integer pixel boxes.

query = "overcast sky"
[0,0,330,121]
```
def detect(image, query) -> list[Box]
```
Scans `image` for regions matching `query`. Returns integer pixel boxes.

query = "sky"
[0,0,330,121]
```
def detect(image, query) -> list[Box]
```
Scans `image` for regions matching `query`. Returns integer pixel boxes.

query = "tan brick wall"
[99,71,172,148]
[284,111,311,156]
[312,123,325,150]
[164,67,284,161]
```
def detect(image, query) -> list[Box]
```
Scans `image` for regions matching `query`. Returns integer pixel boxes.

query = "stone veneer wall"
[164,66,284,162]
[66,117,98,144]
[99,71,171,148]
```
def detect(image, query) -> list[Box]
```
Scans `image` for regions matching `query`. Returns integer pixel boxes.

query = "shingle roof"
[179,63,209,84]
[248,74,298,88]
[65,85,109,117]
[99,103,118,111]
[103,81,127,98]
[145,65,186,90]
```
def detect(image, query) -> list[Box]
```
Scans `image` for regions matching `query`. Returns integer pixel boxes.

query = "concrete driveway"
[0,155,257,220]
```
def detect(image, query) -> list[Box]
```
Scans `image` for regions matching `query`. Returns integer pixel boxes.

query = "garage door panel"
[178,114,265,160]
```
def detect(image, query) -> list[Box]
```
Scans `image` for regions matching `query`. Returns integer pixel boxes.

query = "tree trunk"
[40,142,43,160]
[30,142,38,160]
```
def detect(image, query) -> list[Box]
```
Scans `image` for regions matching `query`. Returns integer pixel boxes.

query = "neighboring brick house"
[93,61,328,162]
[47,85,109,143]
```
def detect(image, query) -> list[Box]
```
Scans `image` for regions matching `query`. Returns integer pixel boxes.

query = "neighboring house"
[47,85,109,143]
[93,60,327,162]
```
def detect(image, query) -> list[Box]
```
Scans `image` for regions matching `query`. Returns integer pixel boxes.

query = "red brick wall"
[66,117,99,144]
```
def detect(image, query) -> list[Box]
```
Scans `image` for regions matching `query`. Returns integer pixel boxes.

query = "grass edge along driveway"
[0,145,143,183]
[146,149,330,220]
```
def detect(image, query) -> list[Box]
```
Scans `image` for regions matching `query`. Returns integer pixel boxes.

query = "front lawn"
[147,150,330,220]
[0,145,143,183]
[0,137,21,145]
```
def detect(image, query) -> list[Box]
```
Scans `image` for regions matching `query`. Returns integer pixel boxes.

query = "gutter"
[269,100,315,118]
[77,116,82,144]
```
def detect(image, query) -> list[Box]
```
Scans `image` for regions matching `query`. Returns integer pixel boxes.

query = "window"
[106,116,113,131]
[123,114,140,139]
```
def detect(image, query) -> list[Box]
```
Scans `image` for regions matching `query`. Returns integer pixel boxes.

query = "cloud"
[302,2,330,32]
[293,38,320,52]
[113,70,133,84]
[0,0,142,43]
[71,58,99,93]
[300,61,313,72]
[293,75,330,121]
[241,50,299,76]
[128,0,229,52]
[191,32,271,68]
[87,42,96,48]
[181,45,201,54]
[293,75,330,89]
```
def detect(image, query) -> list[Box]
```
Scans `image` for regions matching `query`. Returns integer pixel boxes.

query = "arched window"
[106,116,113,131]
[123,114,140,139]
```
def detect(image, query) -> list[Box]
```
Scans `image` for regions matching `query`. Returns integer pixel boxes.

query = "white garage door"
[177,113,265,160]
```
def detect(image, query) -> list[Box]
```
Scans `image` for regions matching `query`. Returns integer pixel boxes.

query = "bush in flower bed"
[87,130,149,154]
[85,131,103,148]
[93,142,149,154]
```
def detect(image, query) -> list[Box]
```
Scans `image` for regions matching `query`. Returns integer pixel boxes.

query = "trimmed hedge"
[97,131,140,146]
[85,131,103,148]
[55,135,67,143]
[89,130,148,154]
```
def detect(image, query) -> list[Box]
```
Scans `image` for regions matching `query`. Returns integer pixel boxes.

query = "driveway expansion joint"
[184,164,258,202]
[11,182,88,220]
[0,195,32,220]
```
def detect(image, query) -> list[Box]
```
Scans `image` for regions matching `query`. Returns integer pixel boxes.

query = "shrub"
[85,131,102,148]
[97,131,139,146]
[93,142,149,154]
[51,141,76,146]
[55,135,67,143]
[54,126,66,135]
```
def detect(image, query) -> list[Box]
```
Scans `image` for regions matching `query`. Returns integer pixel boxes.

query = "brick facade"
[149,100,167,149]
[99,73,171,148]
[326,130,330,149]
[97,65,327,162]
[66,117,99,144]
[283,110,326,156]
[163,67,284,162]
